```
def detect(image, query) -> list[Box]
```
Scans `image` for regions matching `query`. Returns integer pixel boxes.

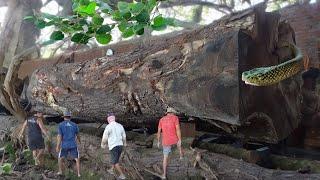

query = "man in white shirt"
[101,113,127,180]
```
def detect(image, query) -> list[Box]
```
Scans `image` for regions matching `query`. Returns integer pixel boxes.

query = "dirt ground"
[2,125,320,180]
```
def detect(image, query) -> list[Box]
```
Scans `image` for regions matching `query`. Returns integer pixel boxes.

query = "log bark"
[195,140,320,173]
[27,3,302,143]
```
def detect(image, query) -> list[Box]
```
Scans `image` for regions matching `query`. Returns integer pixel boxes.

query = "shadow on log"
[27,3,302,143]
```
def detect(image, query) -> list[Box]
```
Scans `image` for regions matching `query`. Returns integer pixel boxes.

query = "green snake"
[241,43,303,86]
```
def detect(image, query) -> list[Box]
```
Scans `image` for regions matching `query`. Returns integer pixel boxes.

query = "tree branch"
[160,0,233,13]
[1,46,39,121]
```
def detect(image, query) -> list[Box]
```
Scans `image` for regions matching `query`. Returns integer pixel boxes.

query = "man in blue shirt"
[56,111,81,177]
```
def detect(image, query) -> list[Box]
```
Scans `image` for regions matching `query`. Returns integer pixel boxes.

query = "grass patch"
[43,154,102,179]
[43,154,58,171]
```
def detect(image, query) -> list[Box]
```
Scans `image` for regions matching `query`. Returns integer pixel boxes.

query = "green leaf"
[73,24,84,31]
[23,16,34,21]
[76,2,96,16]
[118,22,129,32]
[122,27,134,38]
[5,143,14,155]
[96,34,112,44]
[85,2,97,15]
[41,13,57,20]
[1,163,12,174]
[96,25,111,34]
[86,25,97,34]
[135,10,150,23]
[46,20,55,26]
[121,12,131,20]
[112,11,123,21]
[153,15,165,27]
[50,31,64,40]
[79,0,90,5]
[129,2,144,14]
[133,24,144,35]
[117,1,129,12]
[147,0,157,12]
[71,33,89,44]
[92,15,104,25]
[60,26,74,33]
[79,19,88,25]
[35,19,46,29]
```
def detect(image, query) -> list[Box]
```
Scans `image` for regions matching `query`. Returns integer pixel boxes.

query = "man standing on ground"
[157,107,183,179]
[101,113,127,180]
[56,111,81,177]
[20,110,48,166]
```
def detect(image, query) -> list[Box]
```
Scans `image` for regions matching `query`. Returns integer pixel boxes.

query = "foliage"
[22,149,35,165]
[0,163,12,175]
[24,0,176,45]
[4,142,16,162]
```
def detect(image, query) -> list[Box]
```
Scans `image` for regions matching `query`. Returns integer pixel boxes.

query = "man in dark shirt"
[56,111,81,177]
[19,110,48,166]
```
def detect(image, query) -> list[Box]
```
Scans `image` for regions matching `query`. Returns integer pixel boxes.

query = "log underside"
[27,4,302,143]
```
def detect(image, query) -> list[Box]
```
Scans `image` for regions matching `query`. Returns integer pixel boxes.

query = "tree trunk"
[0,0,42,121]
[0,0,41,68]
[27,3,302,143]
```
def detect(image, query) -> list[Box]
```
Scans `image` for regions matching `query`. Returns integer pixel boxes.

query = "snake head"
[241,67,272,86]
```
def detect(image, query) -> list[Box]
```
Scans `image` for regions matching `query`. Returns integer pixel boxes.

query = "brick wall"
[279,2,320,67]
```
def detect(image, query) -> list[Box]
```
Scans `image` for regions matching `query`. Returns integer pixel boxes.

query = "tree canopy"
[25,0,176,45]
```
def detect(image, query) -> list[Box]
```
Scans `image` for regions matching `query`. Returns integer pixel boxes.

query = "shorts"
[59,147,79,159]
[110,146,123,165]
[163,144,178,155]
[28,137,45,151]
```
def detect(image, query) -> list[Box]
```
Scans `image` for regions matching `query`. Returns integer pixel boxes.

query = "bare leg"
[162,155,169,179]
[36,149,44,166]
[75,158,81,177]
[58,158,64,174]
[115,163,125,176]
[33,150,38,165]
[177,145,183,159]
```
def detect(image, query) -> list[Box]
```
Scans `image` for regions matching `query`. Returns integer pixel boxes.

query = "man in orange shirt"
[157,107,183,179]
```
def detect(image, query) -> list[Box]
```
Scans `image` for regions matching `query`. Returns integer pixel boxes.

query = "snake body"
[241,44,303,86]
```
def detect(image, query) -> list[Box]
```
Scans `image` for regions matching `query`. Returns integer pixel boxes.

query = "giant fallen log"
[27,3,302,143]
